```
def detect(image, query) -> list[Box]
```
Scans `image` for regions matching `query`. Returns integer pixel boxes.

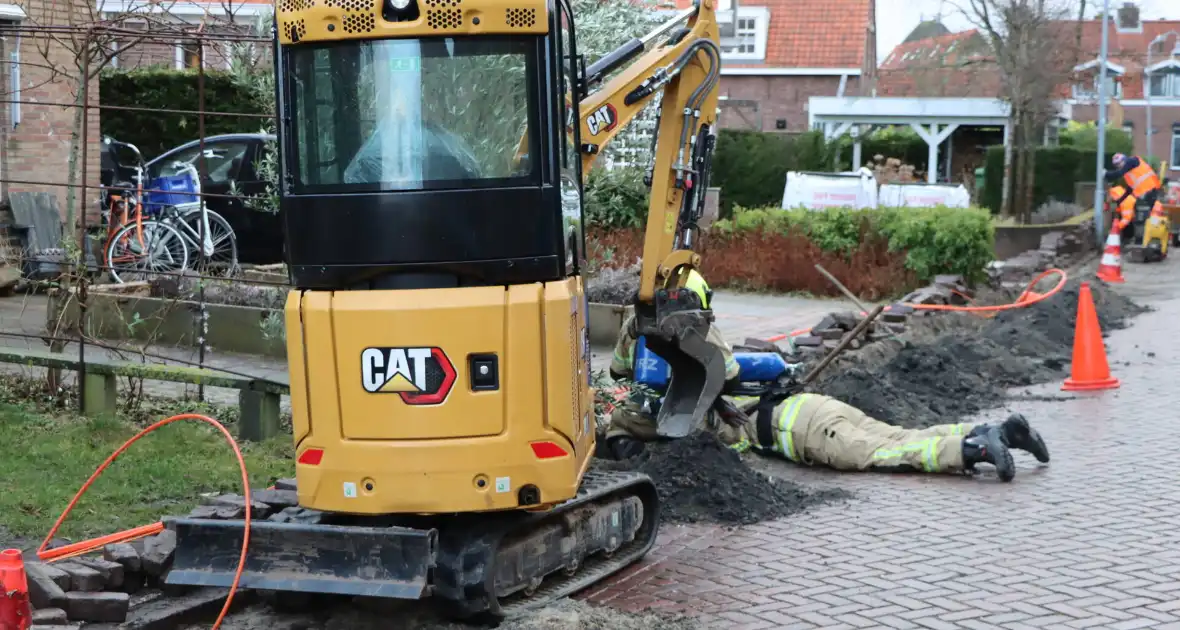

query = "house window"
[1072,75,1122,100]
[719,7,768,61]
[175,40,201,70]
[1148,70,1180,98]
[1172,126,1180,171]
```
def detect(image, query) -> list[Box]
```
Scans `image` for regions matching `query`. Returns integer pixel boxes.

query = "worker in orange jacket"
[1109,184,1138,242]
[1106,153,1162,208]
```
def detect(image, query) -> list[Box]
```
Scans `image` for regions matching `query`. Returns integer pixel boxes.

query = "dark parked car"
[142,133,281,265]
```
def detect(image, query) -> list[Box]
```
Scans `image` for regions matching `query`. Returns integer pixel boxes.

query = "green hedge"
[100,68,270,158]
[981,145,1117,214]
[713,205,995,284]
[711,130,837,218]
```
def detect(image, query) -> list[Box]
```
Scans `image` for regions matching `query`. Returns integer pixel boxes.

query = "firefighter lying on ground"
[1106,153,1162,209]
[605,284,1050,483]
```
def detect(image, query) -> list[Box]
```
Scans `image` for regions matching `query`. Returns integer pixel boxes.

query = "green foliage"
[713,205,995,284]
[584,167,649,229]
[1060,121,1135,155]
[99,68,270,158]
[981,145,1118,213]
[711,130,836,218]
[0,400,292,537]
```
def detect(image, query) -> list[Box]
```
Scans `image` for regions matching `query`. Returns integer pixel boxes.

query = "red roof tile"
[881,18,1180,100]
[675,0,872,69]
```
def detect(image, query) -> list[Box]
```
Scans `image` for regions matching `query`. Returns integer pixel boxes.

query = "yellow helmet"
[683,269,712,309]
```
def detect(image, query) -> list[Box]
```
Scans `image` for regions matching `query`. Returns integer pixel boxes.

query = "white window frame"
[1072,74,1123,101]
[1147,68,1180,99]
[0,7,24,130]
[1172,128,1180,171]
[174,39,201,70]
[718,6,769,62]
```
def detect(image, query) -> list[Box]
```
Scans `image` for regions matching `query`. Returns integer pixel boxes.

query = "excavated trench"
[812,279,1147,429]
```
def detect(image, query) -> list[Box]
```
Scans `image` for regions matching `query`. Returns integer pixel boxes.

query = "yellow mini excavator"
[164,0,724,620]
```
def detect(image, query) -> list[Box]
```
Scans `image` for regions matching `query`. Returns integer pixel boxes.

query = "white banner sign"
[781,171,877,210]
[878,183,971,208]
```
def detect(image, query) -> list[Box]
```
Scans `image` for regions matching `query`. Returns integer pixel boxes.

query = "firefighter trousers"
[768,394,967,473]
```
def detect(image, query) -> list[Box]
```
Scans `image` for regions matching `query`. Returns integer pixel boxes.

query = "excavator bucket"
[633,289,728,439]
[163,517,438,599]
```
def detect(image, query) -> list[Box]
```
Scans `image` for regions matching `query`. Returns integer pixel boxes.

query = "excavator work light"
[388,0,411,10]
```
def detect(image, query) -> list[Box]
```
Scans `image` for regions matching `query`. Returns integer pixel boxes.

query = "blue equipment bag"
[144,171,199,215]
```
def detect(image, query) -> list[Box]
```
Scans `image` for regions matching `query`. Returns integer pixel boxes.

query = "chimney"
[1116,2,1140,31]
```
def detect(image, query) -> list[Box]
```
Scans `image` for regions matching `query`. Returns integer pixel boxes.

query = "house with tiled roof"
[877,2,1180,173]
[674,0,877,132]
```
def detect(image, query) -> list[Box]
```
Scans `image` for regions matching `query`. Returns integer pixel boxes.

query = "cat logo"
[586,104,618,136]
[361,346,457,405]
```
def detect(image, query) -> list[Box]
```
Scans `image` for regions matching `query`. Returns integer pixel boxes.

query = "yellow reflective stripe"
[775,394,809,462]
[872,438,936,471]
[925,438,939,472]
[729,438,751,453]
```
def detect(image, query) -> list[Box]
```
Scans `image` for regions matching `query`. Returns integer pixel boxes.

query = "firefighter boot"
[1000,413,1049,463]
[961,427,1015,482]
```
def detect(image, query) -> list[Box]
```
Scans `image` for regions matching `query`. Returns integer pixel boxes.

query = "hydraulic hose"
[36,414,251,630]
[765,268,1069,342]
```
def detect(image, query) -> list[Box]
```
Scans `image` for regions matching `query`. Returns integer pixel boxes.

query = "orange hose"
[36,414,251,630]
[760,269,1069,342]
[904,268,1068,312]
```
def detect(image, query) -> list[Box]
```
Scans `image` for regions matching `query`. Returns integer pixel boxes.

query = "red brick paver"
[583,258,1180,629]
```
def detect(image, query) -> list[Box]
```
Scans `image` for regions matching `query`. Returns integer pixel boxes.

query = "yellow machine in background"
[1110,184,1170,262]
[165,0,726,620]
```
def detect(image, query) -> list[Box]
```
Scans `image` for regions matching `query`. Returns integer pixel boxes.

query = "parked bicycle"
[101,137,240,283]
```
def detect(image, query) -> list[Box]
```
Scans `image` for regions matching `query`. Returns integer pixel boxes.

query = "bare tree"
[959,0,1086,221]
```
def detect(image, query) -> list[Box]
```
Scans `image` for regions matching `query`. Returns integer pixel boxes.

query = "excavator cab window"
[289,37,538,192]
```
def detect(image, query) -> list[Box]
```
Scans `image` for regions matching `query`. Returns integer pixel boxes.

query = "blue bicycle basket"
[143,171,199,215]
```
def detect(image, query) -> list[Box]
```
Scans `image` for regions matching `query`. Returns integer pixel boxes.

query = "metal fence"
[0,17,291,419]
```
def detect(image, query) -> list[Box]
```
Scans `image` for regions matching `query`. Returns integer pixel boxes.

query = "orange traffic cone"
[0,549,30,630]
[1096,226,1125,283]
[1062,282,1120,392]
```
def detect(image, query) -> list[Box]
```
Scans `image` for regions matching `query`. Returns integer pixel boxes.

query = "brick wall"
[0,0,102,226]
[717,75,862,133]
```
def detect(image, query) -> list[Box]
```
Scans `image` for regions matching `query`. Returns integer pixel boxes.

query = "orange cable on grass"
[36,414,251,630]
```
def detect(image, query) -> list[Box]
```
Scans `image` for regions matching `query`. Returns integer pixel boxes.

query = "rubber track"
[431,469,660,621]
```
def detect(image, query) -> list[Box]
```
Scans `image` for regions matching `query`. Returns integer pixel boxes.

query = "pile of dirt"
[593,432,849,525]
[814,279,1147,429]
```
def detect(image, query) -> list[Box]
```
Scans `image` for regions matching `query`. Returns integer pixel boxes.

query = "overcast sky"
[876,0,1180,60]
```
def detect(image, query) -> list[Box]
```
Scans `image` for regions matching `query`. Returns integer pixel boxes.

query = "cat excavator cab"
[162,0,723,620]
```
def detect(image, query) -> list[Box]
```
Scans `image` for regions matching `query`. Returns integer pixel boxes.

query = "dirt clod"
[814,279,1146,429]
[593,432,849,525]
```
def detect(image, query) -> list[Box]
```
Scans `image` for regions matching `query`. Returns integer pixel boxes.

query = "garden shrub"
[587,205,994,300]
[584,167,649,229]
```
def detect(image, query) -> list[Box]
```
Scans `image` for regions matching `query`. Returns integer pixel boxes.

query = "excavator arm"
[576,2,726,437]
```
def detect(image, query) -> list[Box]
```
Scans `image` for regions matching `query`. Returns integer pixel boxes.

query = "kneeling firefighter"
[605,269,741,460]
[603,274,1051,482]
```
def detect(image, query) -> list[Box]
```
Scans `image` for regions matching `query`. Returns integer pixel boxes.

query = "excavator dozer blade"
[163,517,438,599]
[642,323,728,439]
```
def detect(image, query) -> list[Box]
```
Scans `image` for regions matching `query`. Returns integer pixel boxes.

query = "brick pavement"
[580,257,1180,629]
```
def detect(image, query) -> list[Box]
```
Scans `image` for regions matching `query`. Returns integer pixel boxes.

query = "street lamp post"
[1093,0,1110,247]
[1146,31,1180,161]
